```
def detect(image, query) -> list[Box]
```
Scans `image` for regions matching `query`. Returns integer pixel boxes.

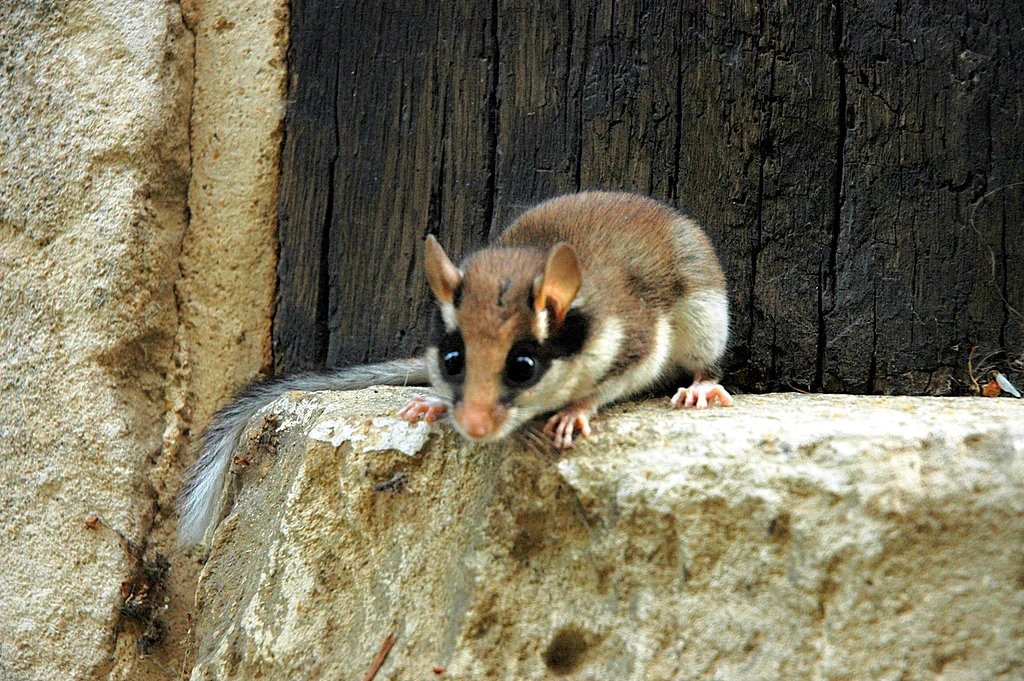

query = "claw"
[670,381,734,410]
[543,405,593,449]
[399,396,449,423]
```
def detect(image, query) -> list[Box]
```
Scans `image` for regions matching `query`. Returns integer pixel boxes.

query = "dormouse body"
[406,191,732,448]
[177,191,731,546]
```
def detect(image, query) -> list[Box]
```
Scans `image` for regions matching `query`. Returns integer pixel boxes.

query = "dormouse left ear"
[533,242,581,326]
[424,234,462,304]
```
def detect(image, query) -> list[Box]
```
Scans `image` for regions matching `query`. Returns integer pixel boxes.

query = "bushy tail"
[176,358,428,546]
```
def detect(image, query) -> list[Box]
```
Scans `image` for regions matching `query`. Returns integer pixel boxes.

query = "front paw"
[543,405,593,449]
[670,382,734,410]
[399,396,449,423]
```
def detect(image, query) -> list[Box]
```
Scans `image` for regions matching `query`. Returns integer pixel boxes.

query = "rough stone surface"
[191,389,1024,680]
[151,0,288,677]
[0,3,192,680]
[0,1,288,679]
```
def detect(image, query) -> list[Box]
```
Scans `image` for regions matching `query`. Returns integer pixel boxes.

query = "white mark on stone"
[308,422,367,447]
[309,417,432,456]
[369,417,431,456]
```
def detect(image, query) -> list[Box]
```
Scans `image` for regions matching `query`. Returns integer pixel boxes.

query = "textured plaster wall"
[0,0,287,679]
[0,2,192,679]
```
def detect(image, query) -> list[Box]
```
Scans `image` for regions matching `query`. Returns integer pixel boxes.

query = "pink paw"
[543,405,593,449]
[399,396,449,423]
[670,382,734,410]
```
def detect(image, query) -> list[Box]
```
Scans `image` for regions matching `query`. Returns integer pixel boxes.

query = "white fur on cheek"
[591,313,673,408]
[583,316,625,379]
[512,359,575,416]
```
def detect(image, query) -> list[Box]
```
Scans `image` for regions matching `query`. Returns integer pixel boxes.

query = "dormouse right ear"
[424,235,462,304]
[533,242,582,326]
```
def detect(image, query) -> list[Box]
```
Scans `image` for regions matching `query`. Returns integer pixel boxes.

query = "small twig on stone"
[362,630,396,681]
[180,612,195,681]
[787,382,811,395]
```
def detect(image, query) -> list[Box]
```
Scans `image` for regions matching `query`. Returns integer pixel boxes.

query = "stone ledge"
[191,389,1024,680]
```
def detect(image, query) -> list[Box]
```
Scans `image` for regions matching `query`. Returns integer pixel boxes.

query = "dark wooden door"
[275,0,1024,395]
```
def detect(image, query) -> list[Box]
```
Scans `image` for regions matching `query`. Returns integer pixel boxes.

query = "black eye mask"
[544,309,590,358]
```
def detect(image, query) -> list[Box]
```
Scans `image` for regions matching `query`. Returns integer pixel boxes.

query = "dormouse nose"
[456,401,507,440]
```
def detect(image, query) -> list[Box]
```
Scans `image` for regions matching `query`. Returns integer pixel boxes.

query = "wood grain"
[275,0,1024,394]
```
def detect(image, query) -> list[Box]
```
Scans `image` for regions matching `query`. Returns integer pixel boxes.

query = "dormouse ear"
[533,242,581,325]
[425,235,462,304]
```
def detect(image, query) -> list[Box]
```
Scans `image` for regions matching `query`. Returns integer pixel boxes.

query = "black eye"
[504,353,538,386]
[502,340,549,389]
[436,332,465,379]
[442,349,464,377]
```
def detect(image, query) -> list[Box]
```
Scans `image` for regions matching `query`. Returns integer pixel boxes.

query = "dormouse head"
[423,235,588,442]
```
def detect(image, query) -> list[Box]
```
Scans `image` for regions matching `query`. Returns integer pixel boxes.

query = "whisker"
[520,425,559,464]
[511,426,594,532]
[513,431,547,464]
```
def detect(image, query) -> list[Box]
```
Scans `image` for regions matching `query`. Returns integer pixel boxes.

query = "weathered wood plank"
[323,1,494,367]
[674,1,838,391]
[828,0,1024,393]
[574,2,682,201]
[490,0,580,232]
[273,0,343,372]
[275,0,1023,395]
